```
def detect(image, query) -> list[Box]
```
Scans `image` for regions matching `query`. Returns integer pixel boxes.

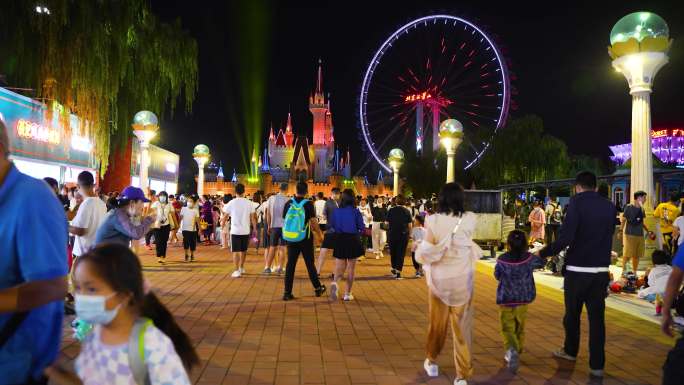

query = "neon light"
[16,119,60,145]
[404,92,433,102]
[70,135,92,152]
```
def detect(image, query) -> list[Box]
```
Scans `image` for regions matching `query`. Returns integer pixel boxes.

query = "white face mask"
[159,196,167,203]
[75,293,122,325]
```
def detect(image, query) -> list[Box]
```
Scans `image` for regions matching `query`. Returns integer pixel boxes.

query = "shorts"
[321,232,337,249]
[269,227,286,247]
[319,224,327,232]
[231,234,249,252]
[623,234,645,259]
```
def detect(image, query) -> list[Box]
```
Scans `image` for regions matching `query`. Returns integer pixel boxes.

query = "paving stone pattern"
[60,244,675,384]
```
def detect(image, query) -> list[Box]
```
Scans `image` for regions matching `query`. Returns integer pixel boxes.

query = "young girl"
[410,215,426,278]
[494,230,544,373]
[180,195,200,262]
[46,243,199,385]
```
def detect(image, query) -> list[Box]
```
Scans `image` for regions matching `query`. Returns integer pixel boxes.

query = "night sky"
[151,1,684,190]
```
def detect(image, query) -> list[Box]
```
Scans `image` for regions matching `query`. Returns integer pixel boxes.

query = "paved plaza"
[59,244,674,385]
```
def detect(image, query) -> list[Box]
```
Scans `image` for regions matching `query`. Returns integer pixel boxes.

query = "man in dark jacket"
[538,171,617,378]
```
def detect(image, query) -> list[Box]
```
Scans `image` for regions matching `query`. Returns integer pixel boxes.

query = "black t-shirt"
[282,196,316,241]
[371,205,387,222]
[387,206,412,237]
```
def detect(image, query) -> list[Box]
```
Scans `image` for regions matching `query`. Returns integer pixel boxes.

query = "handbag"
[415,217,463,265]
[363,227,372,237]
[380,222,390,231]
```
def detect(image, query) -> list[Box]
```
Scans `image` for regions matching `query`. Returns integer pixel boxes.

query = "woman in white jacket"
[416,183,482,385]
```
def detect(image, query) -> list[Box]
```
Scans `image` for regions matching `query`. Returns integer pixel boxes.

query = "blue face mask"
[75,293,123,325]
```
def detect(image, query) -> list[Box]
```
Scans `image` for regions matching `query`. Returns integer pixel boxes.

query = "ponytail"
[506,229,528,258]
[141,292,199,371]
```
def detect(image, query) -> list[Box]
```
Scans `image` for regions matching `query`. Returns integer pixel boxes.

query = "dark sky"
[151,1,684,189]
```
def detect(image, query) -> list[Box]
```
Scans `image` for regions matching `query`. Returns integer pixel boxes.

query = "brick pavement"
[60,244,676,385]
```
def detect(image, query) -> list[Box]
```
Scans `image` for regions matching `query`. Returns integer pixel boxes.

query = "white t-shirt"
[150,201,173,228]
[222,197,255,235]
[639,264,673,298]
[674,216,684,245]
[315,199,327,224]
[179,206,200,232]
[71,197,107,256]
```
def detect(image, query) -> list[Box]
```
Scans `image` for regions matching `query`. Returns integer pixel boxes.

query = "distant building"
[201,61,392,197]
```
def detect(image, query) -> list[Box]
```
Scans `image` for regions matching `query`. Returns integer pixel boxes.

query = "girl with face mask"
[151,191,173,264]
[45,243,198,385]
[94,186,156,247]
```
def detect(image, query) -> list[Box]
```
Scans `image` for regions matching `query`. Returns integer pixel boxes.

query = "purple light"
[610,133,684,166]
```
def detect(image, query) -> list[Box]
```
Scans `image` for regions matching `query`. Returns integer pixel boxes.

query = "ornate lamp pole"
[132,111,159,195]
[609,11,671,208]
[439,119,464,183]
[193,144,210,197]
[388,148,404,197]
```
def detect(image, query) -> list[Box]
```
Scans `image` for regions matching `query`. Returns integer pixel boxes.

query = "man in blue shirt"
[661,246,684,384]
[0,120,68,384]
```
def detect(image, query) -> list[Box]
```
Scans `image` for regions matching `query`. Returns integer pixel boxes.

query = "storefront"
[1,86,96,184]
[130,141,179,195]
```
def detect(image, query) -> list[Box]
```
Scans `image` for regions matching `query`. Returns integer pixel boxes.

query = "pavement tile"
[59,244,671,384]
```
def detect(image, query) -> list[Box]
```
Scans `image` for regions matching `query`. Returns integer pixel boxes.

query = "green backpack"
[282,198,309,242]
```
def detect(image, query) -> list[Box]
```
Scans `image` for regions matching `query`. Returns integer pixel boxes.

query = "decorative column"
[132,111,159,196]
[609,11,671,268]
[193,144,210,197]
[388,148,404,197]
[439,119,464,183]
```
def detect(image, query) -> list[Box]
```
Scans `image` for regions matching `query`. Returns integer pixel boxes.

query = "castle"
[201,61,393,197]
[263,60,351,183]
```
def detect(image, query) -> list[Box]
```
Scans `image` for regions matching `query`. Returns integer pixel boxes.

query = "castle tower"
[284,112,294,147]
[310,59,331,145]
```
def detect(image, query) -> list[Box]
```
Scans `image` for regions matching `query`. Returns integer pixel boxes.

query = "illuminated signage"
[16,119,60,145]
[651,129,684,139]
[70,135,93,152]
[404,92,432,102]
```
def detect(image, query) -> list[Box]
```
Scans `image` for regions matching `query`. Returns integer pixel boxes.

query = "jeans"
[284,239,322,294]
[500,305,528,353]
[145,229,154,246]
[563,271,610,370]
[411,252,421,272]
[547,224,560,244]
[371,222,386,253]
[154,225,170,258]
[663,336,684,385]
[389,234,408,272]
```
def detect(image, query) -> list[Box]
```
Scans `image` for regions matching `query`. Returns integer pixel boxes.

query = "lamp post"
[388,148,404,197]
[132,111,159,196]
[439,119,464,183]
[193,144,210,197]
[609,12,671,208]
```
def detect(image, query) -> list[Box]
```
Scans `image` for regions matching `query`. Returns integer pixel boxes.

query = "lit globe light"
[439,119,464,138]
[609,12,671,59]
[388,148,404,171]
[131,110,159,144]
[193,144,210,159]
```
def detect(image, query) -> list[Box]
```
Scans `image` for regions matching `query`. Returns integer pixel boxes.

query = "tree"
[403,150,447,198]
[0,1,198,173]
[472,115,571,188]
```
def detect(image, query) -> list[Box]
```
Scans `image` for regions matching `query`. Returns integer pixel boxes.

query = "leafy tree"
[472,115,571,188]
[0,1,198,172]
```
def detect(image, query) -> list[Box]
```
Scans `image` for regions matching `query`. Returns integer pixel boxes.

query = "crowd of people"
[1,114,683,385]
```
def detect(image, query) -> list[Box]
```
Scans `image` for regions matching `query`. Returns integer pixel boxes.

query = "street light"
[193,144,210,197]
[439,118,464,183]
[131,110,159,196]
[609,12,671,209]
[388,148,404,197]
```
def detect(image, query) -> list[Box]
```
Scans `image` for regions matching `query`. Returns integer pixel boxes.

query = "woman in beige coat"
[416,183,482,385]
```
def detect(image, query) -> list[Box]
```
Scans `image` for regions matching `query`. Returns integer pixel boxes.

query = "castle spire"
[269,122,275,141]
[286,112,292,133]
[316,58,323,94]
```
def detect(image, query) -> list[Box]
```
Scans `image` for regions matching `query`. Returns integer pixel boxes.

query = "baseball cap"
[120,186,150,202]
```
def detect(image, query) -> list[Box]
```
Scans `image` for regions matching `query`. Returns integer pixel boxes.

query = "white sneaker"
[505,348,519,373]
[375,254,381,260]
[231,270,242,278]
[454,379,467,385]
[330,283,338,301]
[343,293,354,301]
[423,359,438,377]
[239,267,246,274]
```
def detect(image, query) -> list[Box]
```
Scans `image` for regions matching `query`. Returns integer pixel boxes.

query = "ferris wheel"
[359,14,511,173]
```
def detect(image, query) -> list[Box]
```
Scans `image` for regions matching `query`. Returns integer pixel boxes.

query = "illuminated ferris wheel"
[359,14,512,173]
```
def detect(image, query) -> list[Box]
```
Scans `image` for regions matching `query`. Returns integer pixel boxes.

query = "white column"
[631,91,655,207]
[140,143,150,193]
[393,170,399,197]
[197,166,205,197]
[446,148,456,183]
